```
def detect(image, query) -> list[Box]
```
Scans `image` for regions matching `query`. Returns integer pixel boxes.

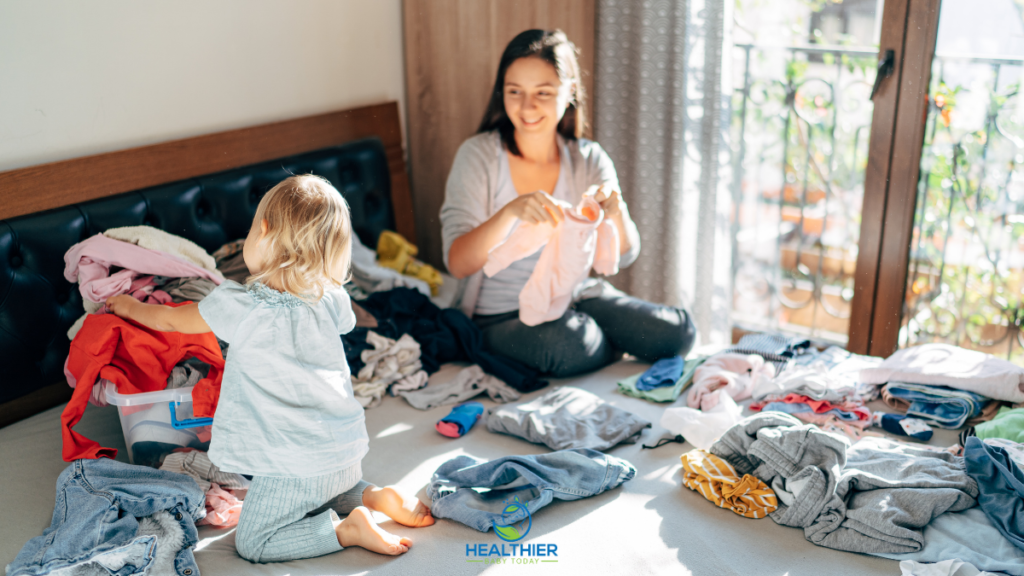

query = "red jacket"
[62,304,224,461]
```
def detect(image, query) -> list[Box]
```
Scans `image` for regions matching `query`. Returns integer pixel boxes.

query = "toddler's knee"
[234,528,264,563]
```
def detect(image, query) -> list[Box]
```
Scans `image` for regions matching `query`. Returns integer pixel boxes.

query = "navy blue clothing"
[637,356,685,390]
[343,288,546,392]
[964,436,1024,552]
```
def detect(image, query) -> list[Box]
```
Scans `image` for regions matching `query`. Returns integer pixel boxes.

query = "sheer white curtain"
[594,0,733,345]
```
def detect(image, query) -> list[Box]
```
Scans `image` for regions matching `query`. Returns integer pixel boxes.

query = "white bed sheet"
[1,360,923,576]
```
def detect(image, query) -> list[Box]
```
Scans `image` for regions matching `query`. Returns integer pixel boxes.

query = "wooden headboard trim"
[0,101,416,243]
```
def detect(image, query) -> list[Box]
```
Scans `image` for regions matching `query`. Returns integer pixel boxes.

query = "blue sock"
[436,402,484,438]
[636,356,685,391]
[873,413,933,441]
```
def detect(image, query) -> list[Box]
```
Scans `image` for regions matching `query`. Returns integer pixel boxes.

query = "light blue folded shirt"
[198,280,368,478]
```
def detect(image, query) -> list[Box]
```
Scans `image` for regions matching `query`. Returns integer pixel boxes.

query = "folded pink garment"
[198,483,244,527]
[65,234,222,305]
[484,196,619,327]
[687,353,774,410]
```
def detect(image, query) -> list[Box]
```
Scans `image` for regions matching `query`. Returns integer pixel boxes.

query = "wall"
[403,0,596,268]
[0,0,405,173]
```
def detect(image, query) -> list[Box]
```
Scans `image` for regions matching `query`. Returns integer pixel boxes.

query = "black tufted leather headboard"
[0,138,396,419]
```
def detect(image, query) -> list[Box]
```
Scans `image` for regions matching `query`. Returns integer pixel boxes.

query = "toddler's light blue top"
[198,280,368,478]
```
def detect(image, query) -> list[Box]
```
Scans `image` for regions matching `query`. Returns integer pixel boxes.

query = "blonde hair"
[248,174,352,303]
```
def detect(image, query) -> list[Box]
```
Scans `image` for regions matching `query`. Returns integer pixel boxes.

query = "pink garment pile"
[483,196,619,326]
[749,393,872,422]
[198,484,245,527]
[64,234,222,306]
[687,353,774,410]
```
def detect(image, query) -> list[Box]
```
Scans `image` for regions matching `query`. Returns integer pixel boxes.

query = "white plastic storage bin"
[101,381,212,467]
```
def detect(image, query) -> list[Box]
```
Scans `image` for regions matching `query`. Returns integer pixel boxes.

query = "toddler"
[107,175,433,563]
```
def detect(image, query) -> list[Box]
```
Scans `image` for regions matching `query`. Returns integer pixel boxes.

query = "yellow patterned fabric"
[680,450,777,519]
[376,231,443,295]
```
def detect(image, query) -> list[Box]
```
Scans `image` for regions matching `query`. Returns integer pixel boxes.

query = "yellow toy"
[376,231,443,296]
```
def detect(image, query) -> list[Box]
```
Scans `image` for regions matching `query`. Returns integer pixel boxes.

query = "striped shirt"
[680,449,778,519]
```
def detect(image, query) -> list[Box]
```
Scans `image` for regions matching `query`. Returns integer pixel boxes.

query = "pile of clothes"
[618,332,1024,574]
[673,411,1024,574]
[61,227,229,465]
[341,286,547,408]
[861,343,1021,429]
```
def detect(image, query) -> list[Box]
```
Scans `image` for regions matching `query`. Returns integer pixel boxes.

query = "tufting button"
[175,512,183,521]
[56,292,68,304]
[10,254,22,267]
[183,569,193,575]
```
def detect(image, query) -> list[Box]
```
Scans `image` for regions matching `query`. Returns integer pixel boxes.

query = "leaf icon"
[494,524,521,541]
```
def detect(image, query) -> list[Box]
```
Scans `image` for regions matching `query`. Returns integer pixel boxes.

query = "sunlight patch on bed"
[396,448,469,486]
[643,463,681,482]
[376,422,414,438]
[194,528,234,552]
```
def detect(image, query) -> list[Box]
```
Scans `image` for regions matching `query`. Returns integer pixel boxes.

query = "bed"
[0,102,920,575]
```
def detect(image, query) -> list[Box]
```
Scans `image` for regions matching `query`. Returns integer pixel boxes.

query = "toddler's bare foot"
[335,507,412,555]
[363,485,435,527]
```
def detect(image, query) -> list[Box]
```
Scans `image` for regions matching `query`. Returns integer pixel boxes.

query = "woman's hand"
[105,294,137,320]
[592,184,623,218]
[502,191,567,227]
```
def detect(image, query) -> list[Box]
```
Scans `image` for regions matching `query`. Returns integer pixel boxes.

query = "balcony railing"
[731,43,878,344]
[731,42,1024,360]
[902,52,1024,361]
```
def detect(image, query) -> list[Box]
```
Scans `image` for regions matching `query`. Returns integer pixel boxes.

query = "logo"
[493,495,531,542]
[463,495,559,565]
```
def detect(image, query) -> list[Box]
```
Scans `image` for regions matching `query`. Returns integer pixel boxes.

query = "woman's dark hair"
[477,29,585,157]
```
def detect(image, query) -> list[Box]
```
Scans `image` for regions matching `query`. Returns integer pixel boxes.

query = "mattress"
[1,360,918,576]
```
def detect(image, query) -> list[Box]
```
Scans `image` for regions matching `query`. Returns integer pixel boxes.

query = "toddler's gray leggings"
[235,462,370,563]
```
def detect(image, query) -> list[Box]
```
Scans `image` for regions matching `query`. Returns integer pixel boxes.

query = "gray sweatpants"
[474,280,696,377]
[235,463,371,563]
[709,413,978,554]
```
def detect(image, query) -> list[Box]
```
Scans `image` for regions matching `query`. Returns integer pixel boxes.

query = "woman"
[441,29,695,377]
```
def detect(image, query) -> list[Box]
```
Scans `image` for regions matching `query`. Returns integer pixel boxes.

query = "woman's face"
[503,56,574,138]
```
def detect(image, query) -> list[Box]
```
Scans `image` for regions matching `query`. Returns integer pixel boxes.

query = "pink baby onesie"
[483,196,620,327]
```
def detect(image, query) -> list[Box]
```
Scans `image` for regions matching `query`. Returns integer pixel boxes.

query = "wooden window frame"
[848,0,942,356]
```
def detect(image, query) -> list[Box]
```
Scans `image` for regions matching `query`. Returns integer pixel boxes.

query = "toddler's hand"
[105,295,136,319]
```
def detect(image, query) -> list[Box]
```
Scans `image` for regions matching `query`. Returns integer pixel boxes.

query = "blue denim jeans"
[427,448,635,533]
[884,382,988,429]
[7,458,205,576]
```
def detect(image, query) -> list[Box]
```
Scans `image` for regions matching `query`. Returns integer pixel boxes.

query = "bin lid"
[101,380,194,406]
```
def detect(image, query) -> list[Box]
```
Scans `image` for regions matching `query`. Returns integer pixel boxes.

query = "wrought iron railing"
[731,43,1024,359]
[901,52,1024,361]
[730,43,878,344]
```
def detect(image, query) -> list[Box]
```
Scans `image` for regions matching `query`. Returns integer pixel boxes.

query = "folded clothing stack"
[860,343,1024,403]
[617,355,708,403]
[882,382,990,429]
